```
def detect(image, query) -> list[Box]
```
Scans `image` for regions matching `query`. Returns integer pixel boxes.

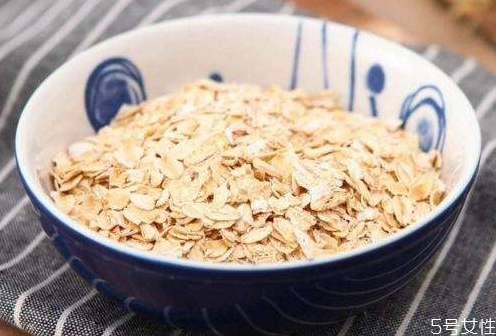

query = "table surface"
[2,0,496,335]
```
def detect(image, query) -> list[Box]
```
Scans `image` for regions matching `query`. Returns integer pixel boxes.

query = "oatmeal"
[49,80,445,263]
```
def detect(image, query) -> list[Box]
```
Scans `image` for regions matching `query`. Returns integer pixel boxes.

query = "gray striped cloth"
[0,1,495,335]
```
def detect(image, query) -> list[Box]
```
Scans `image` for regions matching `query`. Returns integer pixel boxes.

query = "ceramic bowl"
[15,14,480,335]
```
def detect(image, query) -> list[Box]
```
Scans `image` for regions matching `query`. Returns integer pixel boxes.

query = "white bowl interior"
[16,14,480,270]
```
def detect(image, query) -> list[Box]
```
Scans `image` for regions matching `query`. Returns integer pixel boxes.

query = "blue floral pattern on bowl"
[400,85,446,152]
[85,57,146,130]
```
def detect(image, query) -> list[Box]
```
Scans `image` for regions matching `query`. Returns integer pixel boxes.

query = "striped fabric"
[0,1,495,335]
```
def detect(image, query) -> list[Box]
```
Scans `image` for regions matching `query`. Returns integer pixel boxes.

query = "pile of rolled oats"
[50,80,445,264]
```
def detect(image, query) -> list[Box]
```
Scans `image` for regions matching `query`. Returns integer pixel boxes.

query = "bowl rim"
[15,13,481,273]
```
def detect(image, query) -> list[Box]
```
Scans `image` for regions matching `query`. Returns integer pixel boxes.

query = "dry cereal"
[49,80,446,264]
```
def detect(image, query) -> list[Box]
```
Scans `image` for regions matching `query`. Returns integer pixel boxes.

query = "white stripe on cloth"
[0,0,26,28]
[138,0,192,27]
[394,139,496,336]
[0,0,100,132]
[0,231,45,271]
[422,45,440,61]
[13,263,70,328]
[54,289,98,336]
[337,316,355,336]
[476,85,496,119]
[0,157,14,184]
[0,196,29,231]
[450,58,477,84]
[0,0,71,62]
[0,0,51,40]
[101,313,135,336]
[453,139,496,335]
[72,0,133,54]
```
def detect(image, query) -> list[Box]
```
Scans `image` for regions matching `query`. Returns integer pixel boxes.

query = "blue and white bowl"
[15,14,481,335]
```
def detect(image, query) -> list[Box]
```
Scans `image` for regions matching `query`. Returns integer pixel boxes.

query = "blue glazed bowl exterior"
[17,169,473,335]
